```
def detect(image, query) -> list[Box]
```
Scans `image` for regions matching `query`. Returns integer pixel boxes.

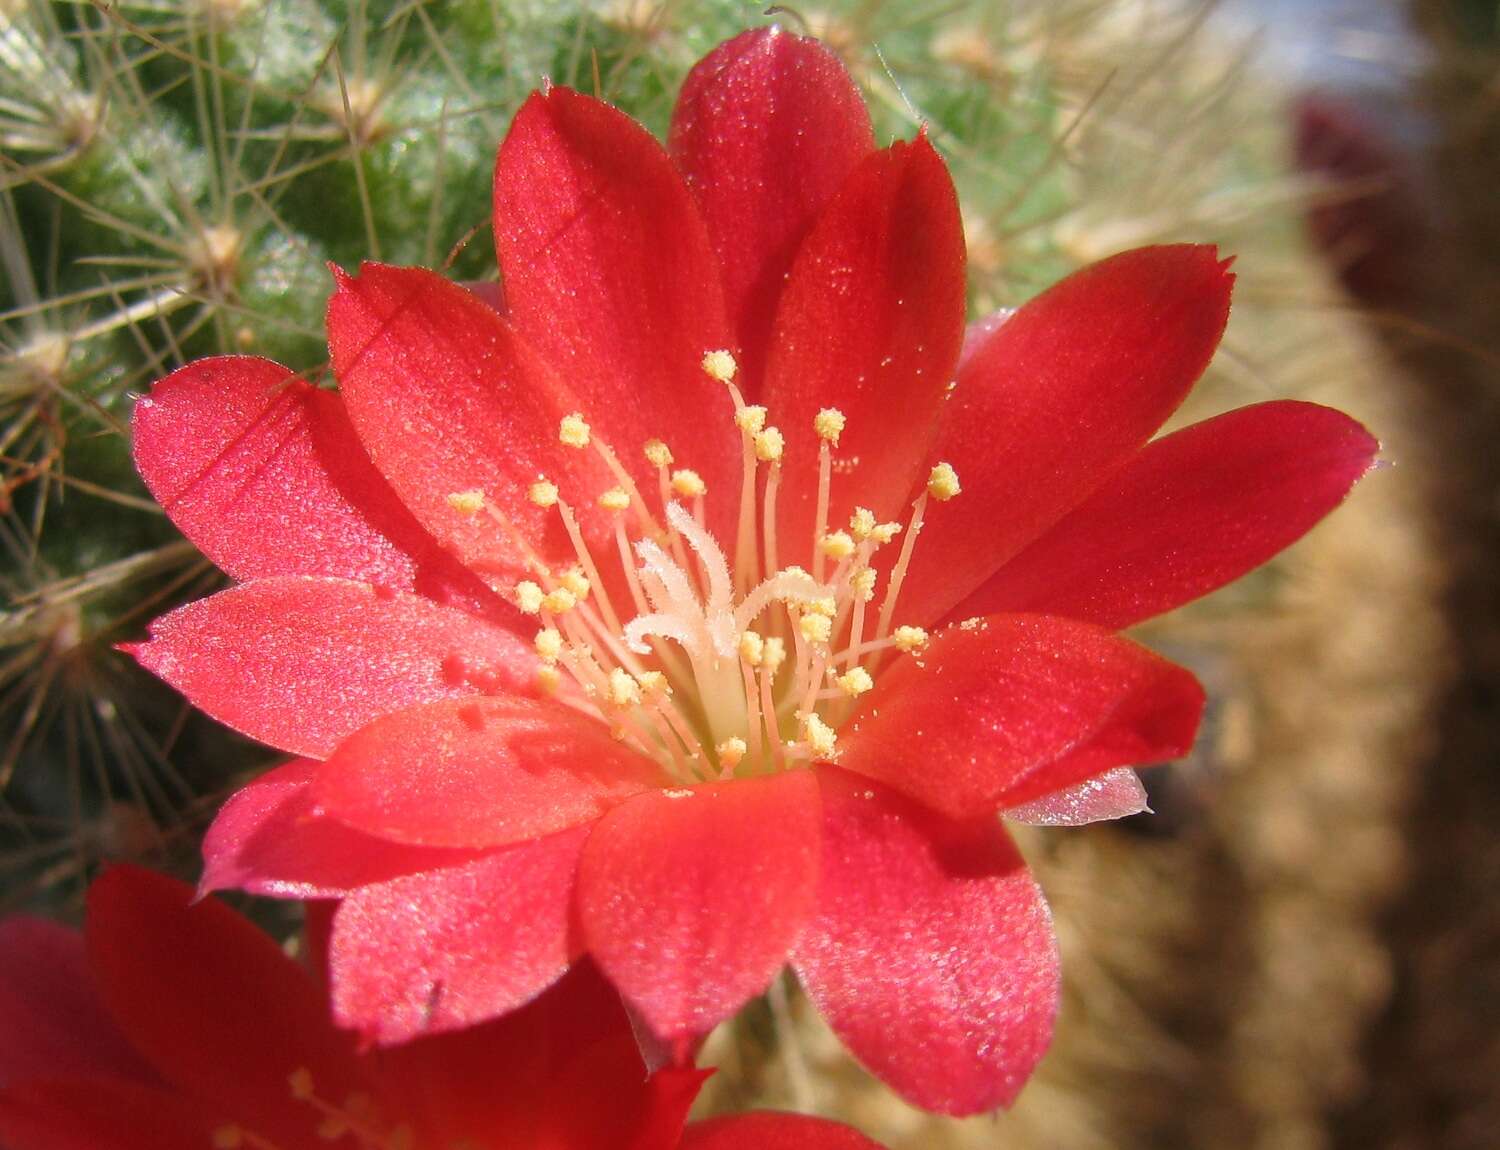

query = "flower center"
[451,352,958,785]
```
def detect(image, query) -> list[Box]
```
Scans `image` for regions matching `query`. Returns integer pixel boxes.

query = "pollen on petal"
[528,479,559,507]
[836,667,874,697]
[445,489,486,516]
[644,439,674,467]
[754,427,785,463]
[927,461,962,501]
[814,407,847,445]
[893,625,929,652]
[701,348,738,383]
[818,531,856,560]
[598,487,631,512]
[559,413,591,449]
[671,468,707,497]
[515,580,545,614]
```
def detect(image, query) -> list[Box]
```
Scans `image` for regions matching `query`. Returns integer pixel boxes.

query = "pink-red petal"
[898,245,1235,625]
[201,759,481,899]
[761,134,967,565]
[126,576,535,758]
[670,27,875,385]
[793,768,1058,1115]
[132,356,494,612]
[682,1112,887,1149]
[316,696,664,849]
[839,614,1204,819]
[951,400,1380,629]
[578,772,821,1045]
[1003,767,1149,826]
[0,1077,222,1150]
[495,87,740,519]
[329,827,587,1046]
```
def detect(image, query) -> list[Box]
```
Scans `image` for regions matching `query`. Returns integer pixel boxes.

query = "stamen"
[836,667,873,697]
[445,489,485,516]
[894,625,929,652]
[534,628,564,662]
[598,487,631,512]
[812,408,845,582]
[670,469,706,498]
[528,479,559,507]
[515,580,545,615]
[701,349,739,384]
[716,736,747,776]
[558,412,591,449]
[800,713,838,758]
[875,462,961,654]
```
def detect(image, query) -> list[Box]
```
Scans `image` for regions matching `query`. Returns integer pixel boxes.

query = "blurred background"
[1,0,1496,1146]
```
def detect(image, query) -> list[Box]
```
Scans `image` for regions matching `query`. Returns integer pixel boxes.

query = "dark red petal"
[952,400,1380,629]
[840,614,1203,818]
[127,577,534,758]
[0,1077,220,1150]
[0,919,151,1085]
[317,696,664,849]
[329,827,587,1046]
[762,135,967,565]
[1003,767,1149,826]
[132,356,496,612]
[578,772,821,1044]
[201,759,481,898]
[85,867,366,1138]
[327,262,618,585]
[670,27,875,385]
[793,768,1059,1115]
[682,1112,887,1149]
[495,87,740,521]
[898,245,1235,625]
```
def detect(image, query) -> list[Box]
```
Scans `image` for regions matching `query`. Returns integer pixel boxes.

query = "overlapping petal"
[681,1112,886,1149]
[1003,767,1150,826]
[0,1078,220,1150]
[794,769,1058,1115]
[579,772,821,1045]
[126,576,534,758]
[840,614,1203,819]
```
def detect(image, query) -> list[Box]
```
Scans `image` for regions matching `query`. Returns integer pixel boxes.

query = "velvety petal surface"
[132,356,493,610]
[0,1078,220,1150]
[330,827,587,1045]
[85,867,366,1141]
[898,245,1235,624]
[201,759,481,898]
[316,696,664,848]
[495,87,740,515]
[682,1113,887,1149]
[670,26,875,383]
[578,772,821,1044]
[1003,767,1149,826]
[127,576,534,758]
[762,135,966,563]
[327,262,616,585]
[952,400,1380,628]
[840,614,1204,819]
[793,768,1058,1115]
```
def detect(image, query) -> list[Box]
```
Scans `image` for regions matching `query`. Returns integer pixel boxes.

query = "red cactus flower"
[126,27,1378,1115]
[0,867,883,1150]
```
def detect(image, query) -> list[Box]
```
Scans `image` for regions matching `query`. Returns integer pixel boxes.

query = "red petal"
[201,759,481,898]
[317,696,664,848]
[761,135,967,566]
[578,773,821,1043]
[127,577,534,758]
[327,262,618,585]
[0,919,151,1085]
[839,614,1204,819]
[1003,767,1149,826]
[329,827,587,1045]
[85,867,366,1139]
[495,88,740,520]
[952,400,1380,628]
[0,1077,220,1150]
[793,768,1059,1115]
[132,356,495,612]
[670,27,875,384]
[682,1113,887,1149]
[897,245,1235,625]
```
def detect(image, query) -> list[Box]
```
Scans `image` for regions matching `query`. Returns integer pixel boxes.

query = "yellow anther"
[559,412,591,448]
[445,489,485,516]
[598,487,631,512]
[534,628,564,662]
[515,581,545,614]
[804,596,838,618]
[836,667,874,697]
[849,507,877,540]
[799,613,832,644]
[753,427,785,463]
[541,587,577,614]
[716,737,747,769]
[608,667,642,708]
[558,567,591,599]
[671,468,707,497]
[212,1127,244,1149]
[763,636,788,673]
[814,407,847,445]
[317,1115,351,1141]
[636,670,670,696]
[536,664,562,695]
[870,521,902,545]
[893,625,929,652]
[644,439,674,467]
[528,479,559,508]
[851,567,877,601]
[735,404,768,435]
[738,629,765,666]
[818,531,856,560]
[701,348,738,383]
[801,713,838,758]
[288,1066,315,1101]
[927,461,961,501]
